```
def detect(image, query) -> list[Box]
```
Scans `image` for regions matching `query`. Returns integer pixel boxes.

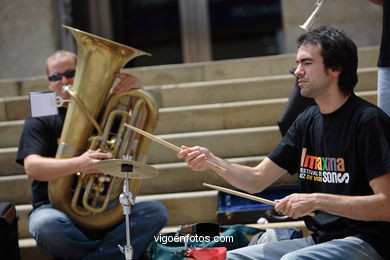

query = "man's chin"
[300,89,314,99]
[300,88,308,97]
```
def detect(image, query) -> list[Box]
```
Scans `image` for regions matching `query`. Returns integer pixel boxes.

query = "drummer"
[178,26,390,260]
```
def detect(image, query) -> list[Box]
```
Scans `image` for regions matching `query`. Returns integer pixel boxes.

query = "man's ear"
[330,68,341,78]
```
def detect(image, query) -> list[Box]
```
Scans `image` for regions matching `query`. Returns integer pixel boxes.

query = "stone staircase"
[0,46,379,259]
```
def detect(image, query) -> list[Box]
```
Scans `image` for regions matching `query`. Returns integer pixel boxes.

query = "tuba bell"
[48,25,158,230]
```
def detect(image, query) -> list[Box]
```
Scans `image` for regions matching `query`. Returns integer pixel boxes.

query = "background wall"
[0,0,61,79]
[281,0,382,53]
[0,0,383,80]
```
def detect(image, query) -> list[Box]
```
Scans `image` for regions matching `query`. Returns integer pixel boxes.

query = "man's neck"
[316,90,351,114]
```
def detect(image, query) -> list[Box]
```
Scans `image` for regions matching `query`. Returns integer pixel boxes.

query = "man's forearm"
[314,193,390,222]
[209,156,285,194]
[24,155,81,181]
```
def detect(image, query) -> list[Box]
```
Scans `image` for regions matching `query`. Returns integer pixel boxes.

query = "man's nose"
[294,65,304,77]
[61,75,72,85]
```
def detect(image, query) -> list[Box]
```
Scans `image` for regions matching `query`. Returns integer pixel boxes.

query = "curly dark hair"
[297,26,358,95]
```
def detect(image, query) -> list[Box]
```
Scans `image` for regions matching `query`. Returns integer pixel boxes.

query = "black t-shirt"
[268,93,390,258]
[379,0,390,67]
[16,108,67,209]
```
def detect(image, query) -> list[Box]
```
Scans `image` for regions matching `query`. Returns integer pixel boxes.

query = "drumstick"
[123,123,227,173]
[204,183,276,206]
[203,183,315,217]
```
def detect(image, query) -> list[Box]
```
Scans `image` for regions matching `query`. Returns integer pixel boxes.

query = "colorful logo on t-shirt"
[299,148,350,184]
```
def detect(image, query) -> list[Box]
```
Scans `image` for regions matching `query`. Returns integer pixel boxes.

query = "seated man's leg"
[378,67,390,116]
[84,200,168,260]
[29,204,99,259]
[281,236,382,260]
[227,236,315,260]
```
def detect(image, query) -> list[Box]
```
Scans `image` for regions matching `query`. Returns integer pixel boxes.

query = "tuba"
[48,25,158,230]
[300,0,327,31]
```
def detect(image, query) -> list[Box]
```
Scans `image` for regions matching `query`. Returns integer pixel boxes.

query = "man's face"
[47,55,76,107]
[294,43,335,99]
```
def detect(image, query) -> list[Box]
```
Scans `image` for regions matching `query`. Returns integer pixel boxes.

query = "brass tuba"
[48,25,158,230]
[300,0,327,31]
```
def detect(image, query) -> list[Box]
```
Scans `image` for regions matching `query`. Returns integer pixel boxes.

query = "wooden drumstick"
[123,123,227,173]
[204,183,276,206]
[203,183,315,217]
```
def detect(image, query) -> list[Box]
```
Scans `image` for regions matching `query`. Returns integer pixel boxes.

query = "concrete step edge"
[151,73,294,89]
[154,67,376,89]
[0,119,24,126]
[159,98,289,113]
[0,68,377,102]
[0,125,279,153]
[159,89,377,112]
[0,89,378,122]
[157,125,279,139]
[19,237,36,248]
[1,45,378,84]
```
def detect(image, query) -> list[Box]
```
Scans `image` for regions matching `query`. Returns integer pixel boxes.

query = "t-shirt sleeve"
[268,118,300,175]
[16,117,51,165]
[358,112,390,182]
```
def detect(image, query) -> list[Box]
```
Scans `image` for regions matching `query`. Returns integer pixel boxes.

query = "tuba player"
[16,50,168,260]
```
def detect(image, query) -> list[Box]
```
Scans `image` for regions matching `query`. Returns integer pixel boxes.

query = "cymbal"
[94,159,158,179]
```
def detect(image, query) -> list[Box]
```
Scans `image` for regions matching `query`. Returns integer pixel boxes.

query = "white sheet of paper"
[29,91,58,117]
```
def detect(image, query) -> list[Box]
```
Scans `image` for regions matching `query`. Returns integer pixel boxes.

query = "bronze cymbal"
[94,159,158,179]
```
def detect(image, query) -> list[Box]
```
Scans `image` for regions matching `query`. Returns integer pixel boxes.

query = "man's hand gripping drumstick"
[175,139,317,218]
[123,124,227,173]
[203,183,315,217]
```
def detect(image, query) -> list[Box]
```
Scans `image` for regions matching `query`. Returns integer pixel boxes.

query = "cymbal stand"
[118,156,135,260]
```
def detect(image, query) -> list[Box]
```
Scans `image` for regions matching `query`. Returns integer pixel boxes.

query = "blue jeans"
[29,201,168,260]
[227,236,382,260]
[378,67,390,116]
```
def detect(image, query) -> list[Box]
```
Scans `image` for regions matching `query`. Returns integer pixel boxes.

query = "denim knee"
[136,200,168,227]
[280,252,304,260]
[30,210,66,239]
[151,201,168,227]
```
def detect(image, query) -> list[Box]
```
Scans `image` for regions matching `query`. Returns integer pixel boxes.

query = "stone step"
[1,154,280,205]
[156,98,287,134]
[0,96,30,122]
[0,175,31,203]
[0,46,378,98]
[147,126,281,165]
[0,89,377,154]
[15,204,31,240]
[0,90,377,177]
[0,124,281,173]
[0,75,294,122]
[156,89,376,134]
[0,147,24,175]
[1,155,299,201]
[0,98,287,148]
[149,67,376,108]
[0,67,377,122]
[19,238,51,260]
[128,46,378,86]
[0,120,24,148]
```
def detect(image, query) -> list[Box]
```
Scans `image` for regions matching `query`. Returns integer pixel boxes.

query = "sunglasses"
[48,69,76,82]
